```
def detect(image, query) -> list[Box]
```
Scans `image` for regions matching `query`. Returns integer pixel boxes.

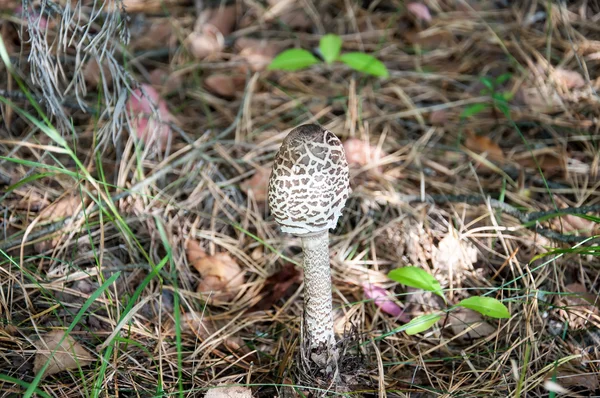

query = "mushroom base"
[300,231,339,370]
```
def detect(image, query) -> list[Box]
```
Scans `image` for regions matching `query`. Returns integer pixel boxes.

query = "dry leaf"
[188,5,236,59]
[464,131,504,162]
[250,263,300,312]
[83,58,112,88]
[552,68,585,90]
[120,0,183,13]
[186,240,245,302]
[554,369,600,391]
[38,195,83,222]
[407,3,432,22]
[449,308,496,341]
[33,331,94,378]
[363,283,409,322]
[343,138,385,172]
[556,283,600,330]
[429,109,449,126]
[433,231,478,282]
[235,38,280,72]
[126,84,174,151]
[204,385,253,398]
[204,74,246,98]
[240,167,270,202]
[130,19,174,51]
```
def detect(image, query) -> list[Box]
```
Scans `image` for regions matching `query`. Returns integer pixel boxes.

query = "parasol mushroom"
[268,124,350,371]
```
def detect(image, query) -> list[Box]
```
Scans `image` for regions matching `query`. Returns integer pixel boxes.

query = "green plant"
[387,266,510,335]
[268,33,389,78]
[460,73,513,119]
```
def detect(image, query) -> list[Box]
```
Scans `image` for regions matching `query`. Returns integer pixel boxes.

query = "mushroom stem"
[301,230,336,352]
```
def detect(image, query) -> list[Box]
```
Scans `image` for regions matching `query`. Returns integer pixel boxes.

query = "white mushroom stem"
[301,230,336,351]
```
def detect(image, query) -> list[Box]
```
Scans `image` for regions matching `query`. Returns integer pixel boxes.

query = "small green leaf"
[495,73,512,85]
[404,314,442,335]
[268,49,319,71]
[388,267,443,297]
[319,34,343,64]
[480,76,494,91]
[460,103,489,119]
[338,52,389,77]
[457,296,510,319]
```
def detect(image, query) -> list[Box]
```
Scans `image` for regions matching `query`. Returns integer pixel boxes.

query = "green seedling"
[461,73,514,119]
[268,33,389,78]
[388,266,510,335]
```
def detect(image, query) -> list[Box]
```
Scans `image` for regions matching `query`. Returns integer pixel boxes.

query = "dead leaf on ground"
[240,167,270,202]
[556,283,600,330]
[204,74,247,98]
[551,68,586,90]
[33,330,94,378]
[188,5,236,59]
[363,283,409,322]
[343,138,386,173]
[204,385,253,398]
[434,231,478,274]
[120,0,184,13]
[38,195,83,222]
[126,84,175,151]
[407,3,432,22]
[130,19,174,51]
[264,0,312,30]
[513,151,564,174]
[235,38,280,72]
[429,109,449,125]
[186,240,245,302]
[83,58,113,88]
[464,130,504,162]
[249,263,300,312]
[449,308,497,341]
[553,368,600,392]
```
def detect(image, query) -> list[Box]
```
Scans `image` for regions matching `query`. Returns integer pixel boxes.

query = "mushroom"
[268,124,350,370]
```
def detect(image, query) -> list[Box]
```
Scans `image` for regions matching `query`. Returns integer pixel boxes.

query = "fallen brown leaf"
[204,385,253,398]
[249,263,300,312]
[204,74,247,98]
[554,369,600,392]
[552,68,586,90]
[33,331,94,378]
[126,84,175,151]
[240,167,270,202]
[407,2,432,22]
[235,38,280,72]
[449,308,497,341]
[343,138,385,172]
[464,130,504,162]
[38,195,83,222]
[186,240,245,302]
[188,5,236,59]
[556,283,600,330]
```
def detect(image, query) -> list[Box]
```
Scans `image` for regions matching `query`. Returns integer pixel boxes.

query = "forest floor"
[1,0,600,397]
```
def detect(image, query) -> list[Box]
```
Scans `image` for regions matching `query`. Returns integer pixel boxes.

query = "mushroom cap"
[268,124,350,235]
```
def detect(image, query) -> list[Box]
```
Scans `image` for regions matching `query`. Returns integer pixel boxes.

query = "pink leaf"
[407,3,432,22]
[363,283,409,322]
[126,84,174,151]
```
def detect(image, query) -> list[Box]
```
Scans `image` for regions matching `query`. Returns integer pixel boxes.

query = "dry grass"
[1,0,600,397]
